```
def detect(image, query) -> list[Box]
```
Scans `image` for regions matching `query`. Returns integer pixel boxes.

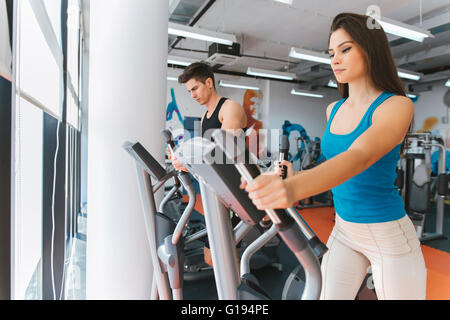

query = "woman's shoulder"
[373,94,414,123]
[326,100,341,121]
[377,94,414,114]
[386,94,414,105]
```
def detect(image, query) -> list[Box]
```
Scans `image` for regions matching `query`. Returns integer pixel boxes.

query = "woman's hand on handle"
[240,172,296,210]
[274,160,294,179]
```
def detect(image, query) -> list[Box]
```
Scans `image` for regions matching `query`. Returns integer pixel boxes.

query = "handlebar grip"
[308,236,328,259]
[438,173,449,196]
[161,130,175,146]
[178,171,193,187]
[281,165,287,180]
[279,135,289,180]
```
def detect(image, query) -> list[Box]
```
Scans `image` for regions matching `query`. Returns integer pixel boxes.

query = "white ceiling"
[80,0,450,88]
[168,0,450,87]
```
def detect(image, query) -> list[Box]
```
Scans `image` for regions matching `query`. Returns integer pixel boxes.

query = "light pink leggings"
[320,214,427,300]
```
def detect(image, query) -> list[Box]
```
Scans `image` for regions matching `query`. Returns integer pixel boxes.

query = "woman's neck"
[347,76,382,107]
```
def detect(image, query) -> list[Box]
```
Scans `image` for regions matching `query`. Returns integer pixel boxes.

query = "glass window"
[18,0,63,118]
[67,0,80,97]
[0,0,12,80]
[67,91,79,129]
[42,0,62,47]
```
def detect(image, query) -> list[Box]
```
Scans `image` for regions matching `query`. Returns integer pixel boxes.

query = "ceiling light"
[219,80,260,91]
[167,76,178,81]
[289,47,331,64]
[291,89,324,98]
[445,79,450,87]
[247,67,295,81]
[168,22,237,46]
[327,80,338,88]
[167,55,198,67]
[406,93,417,99]
[397,68,423,81]
[368,15,433,42]
[274,0,293,4]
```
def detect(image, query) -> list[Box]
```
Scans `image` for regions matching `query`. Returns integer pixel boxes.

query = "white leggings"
[320,214,427,300]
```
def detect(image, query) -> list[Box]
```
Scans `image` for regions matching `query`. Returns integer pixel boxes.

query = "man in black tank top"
[167,62,247,266]
[169,62,247,171]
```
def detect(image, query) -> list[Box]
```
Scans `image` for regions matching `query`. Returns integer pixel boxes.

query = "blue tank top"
[321,91,406,223]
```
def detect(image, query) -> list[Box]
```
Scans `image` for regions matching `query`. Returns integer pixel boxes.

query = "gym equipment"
[281,120,325,171]
[161,130,213,277]
[277,134,375,300]
[123,139,268,299]
[124,131,284,299]
[279,127,333,209]
[162,129,282,272]
[281,261,377,300]
[123,140,207,299]
[279,135,289,179]
[397,132,449,242]
[174,130,328,300]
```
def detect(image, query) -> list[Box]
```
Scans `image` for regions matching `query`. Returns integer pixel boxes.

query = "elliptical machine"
[123,139,204,299]
[173,129,328,299]
[123,130,285,299]
[161,129,282,272]
[396,132,449,242]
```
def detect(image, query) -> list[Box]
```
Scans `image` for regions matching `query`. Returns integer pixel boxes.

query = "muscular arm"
[220,100,247,134]
[287,96,414,201]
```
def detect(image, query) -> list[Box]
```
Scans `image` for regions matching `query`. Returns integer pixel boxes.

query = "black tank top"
[201,96,247,165]
[200,97,244,245]
[201,97,228,136]
[201,97,247,137]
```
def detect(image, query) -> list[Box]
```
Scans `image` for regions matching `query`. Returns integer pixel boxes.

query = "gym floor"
[183,195,450,300]
[37,196,448,300]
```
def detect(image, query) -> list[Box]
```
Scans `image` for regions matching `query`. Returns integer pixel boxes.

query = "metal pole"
[199,181,240,300]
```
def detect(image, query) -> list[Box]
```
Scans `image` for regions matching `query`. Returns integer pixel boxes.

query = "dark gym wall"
[0,0,13,300]
[0,76,11,301]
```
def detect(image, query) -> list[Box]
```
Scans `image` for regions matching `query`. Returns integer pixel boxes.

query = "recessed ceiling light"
[273,0,293,5]
[368,15,433,43]
[247,67,295,81]
[289,47,331,65]
[167,55,197,67]
[397,68,423,81]
[291,89,324,98]
[219,80,260,91]
[168,22,237,46]
[327,80,338,88]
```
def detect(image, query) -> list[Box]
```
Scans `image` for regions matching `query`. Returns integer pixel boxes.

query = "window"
[18,0,63,118]
[12,0,84,300]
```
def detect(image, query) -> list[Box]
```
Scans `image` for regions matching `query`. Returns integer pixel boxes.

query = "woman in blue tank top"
[242,13,427,299]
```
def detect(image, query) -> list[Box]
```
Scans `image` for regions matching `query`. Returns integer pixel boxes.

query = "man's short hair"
[178,61,215,88]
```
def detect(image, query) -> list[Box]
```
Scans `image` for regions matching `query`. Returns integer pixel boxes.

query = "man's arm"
[220,100,247,133]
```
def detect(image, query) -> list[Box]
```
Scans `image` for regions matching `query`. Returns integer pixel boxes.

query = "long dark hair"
[329,12,413,153]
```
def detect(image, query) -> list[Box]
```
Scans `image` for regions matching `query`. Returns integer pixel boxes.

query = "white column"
[86,0,168,299]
